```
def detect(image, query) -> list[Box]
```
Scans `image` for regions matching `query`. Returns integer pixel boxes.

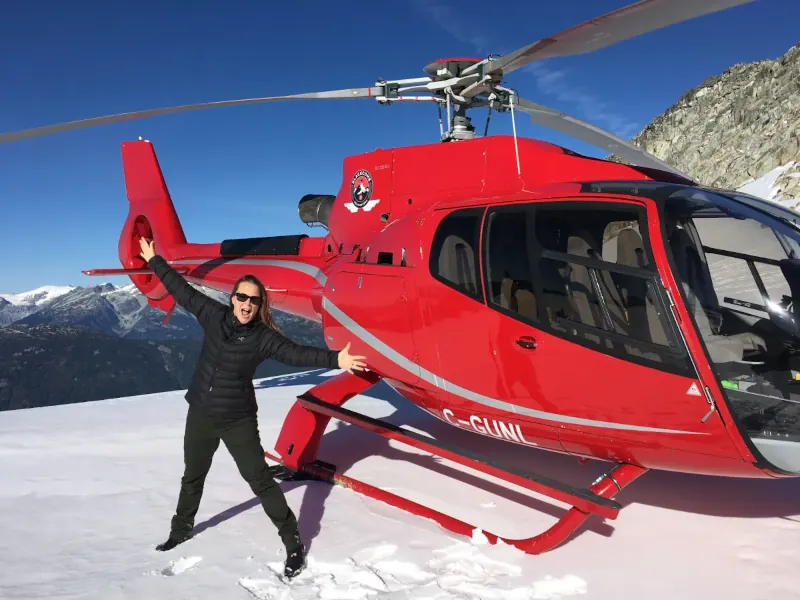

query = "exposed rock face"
[614,42,800,201]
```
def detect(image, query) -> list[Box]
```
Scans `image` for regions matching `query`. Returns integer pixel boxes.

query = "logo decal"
[686,382,702,396]
[344,169,380,213]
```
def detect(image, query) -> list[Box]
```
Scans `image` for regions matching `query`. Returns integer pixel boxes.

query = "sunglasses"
[233,292,262,306]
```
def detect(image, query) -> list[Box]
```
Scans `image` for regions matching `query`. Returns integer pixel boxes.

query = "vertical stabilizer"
[116,140,188,309]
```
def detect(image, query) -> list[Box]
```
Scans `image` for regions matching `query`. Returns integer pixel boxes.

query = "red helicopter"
[4,0,795,555]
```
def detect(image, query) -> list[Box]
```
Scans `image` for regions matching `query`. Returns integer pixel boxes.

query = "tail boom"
[87,239,329,322]
[165,242,329,323]
[84,139,330,322]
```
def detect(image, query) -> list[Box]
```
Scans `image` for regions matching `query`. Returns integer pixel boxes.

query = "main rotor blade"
[0,87,382,144]
[514,97,694,181]
[486,0,755,76]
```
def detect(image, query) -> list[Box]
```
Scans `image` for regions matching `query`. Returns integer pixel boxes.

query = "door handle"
[516,336,537,350]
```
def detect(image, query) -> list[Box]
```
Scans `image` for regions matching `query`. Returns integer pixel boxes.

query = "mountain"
[611,42,800,206]
[0,281,325,343]
[0,282,326,411]
[1,283,324,345]
[0,324,195,411]
[0,285,76,326]
[0,324,318,411]
[0,285,76,307]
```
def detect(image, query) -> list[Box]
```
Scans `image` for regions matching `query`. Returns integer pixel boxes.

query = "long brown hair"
[232,274,280,332]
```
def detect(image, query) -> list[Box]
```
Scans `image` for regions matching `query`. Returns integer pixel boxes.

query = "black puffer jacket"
[147,255,339,419]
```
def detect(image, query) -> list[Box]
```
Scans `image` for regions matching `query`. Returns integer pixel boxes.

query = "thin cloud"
[524,63,641,139]
[412,0,641,139]
[414,1,491,53]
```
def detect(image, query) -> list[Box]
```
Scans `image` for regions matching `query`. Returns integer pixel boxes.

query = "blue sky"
[0,0,797,292]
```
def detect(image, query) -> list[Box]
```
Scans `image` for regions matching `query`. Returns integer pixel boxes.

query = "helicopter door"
[479,199,736,460]
[421,207,492,394]
[418,206,569,449]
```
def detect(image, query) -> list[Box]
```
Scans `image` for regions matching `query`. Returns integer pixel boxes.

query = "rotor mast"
[372,57,512,143]
[423,58,484,142]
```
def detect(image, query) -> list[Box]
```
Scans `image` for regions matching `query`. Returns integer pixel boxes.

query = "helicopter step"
[266,371,648,554]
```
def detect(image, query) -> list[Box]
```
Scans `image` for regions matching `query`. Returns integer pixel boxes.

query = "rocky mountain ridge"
[0,323,315,411]
[0,282,324,345]
[613,42,800,205]
[0,282,327,411]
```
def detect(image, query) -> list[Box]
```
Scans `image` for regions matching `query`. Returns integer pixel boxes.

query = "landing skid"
[266,371,648,554]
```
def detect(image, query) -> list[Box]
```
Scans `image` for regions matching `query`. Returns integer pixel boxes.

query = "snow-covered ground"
[2,368,800,599]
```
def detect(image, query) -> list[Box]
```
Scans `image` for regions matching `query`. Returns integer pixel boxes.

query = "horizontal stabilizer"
[81,266,188,276]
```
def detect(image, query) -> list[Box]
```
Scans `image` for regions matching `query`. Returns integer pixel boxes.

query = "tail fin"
[119,139,187,257]
[117,140,188,309]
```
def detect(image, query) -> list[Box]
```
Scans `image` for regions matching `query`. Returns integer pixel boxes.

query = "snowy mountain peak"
[0,285,76,307]
[0,278,323,345]
[103,283,139,295]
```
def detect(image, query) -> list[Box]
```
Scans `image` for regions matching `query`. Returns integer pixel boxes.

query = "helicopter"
[4,0,798,555]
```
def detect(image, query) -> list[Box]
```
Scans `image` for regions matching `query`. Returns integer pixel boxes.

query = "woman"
[138,238,366,579]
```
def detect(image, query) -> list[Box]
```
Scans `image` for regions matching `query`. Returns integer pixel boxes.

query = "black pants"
[170,405,300,550]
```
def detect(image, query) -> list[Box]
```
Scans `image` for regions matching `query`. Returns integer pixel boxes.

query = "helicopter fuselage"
[113,135,800,482]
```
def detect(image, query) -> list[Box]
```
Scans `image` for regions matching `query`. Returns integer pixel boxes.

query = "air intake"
[298,194,335,229]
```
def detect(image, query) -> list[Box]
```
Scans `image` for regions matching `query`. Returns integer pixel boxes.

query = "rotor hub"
[423,57,483,81]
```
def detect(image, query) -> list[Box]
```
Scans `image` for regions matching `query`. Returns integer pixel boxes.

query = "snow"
[0,285,75,306]
[2,369,800,599]
[736,161,796,204]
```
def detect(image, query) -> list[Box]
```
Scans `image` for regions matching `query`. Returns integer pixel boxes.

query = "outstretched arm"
[139,238,225,328]
[260,330,367,374]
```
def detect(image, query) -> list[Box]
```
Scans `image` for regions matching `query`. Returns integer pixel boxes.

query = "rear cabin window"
[428,207,484,302]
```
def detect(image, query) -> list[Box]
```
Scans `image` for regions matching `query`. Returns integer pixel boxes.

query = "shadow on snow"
[193,369,800,551]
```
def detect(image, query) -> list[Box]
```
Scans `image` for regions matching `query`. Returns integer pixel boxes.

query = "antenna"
[508,92,521,176]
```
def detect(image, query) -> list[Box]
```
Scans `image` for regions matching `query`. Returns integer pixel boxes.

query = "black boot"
[283,543,306,579]
[282,532,306,579]
[155,531,193,552]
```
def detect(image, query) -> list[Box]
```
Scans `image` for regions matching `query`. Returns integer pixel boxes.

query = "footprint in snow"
[238,544,440,598]
[159,556,202,576]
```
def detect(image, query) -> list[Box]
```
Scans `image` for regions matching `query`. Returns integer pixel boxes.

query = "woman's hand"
[337,342,367,374]
[139,237,156,262]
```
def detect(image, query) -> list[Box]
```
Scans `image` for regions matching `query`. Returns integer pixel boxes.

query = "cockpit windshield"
[662,186,800,473]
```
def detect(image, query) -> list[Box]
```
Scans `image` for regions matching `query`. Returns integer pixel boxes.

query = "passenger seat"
[438,234,478,296]
[566,229,630,342]
[615,227,669,346]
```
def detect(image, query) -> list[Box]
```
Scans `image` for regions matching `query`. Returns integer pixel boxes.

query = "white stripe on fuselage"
[170,258,706,435]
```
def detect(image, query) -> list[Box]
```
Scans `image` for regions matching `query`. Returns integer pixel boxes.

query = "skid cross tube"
[297,394,622,519]
[266,374,647,554]
[264,446,646,554]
